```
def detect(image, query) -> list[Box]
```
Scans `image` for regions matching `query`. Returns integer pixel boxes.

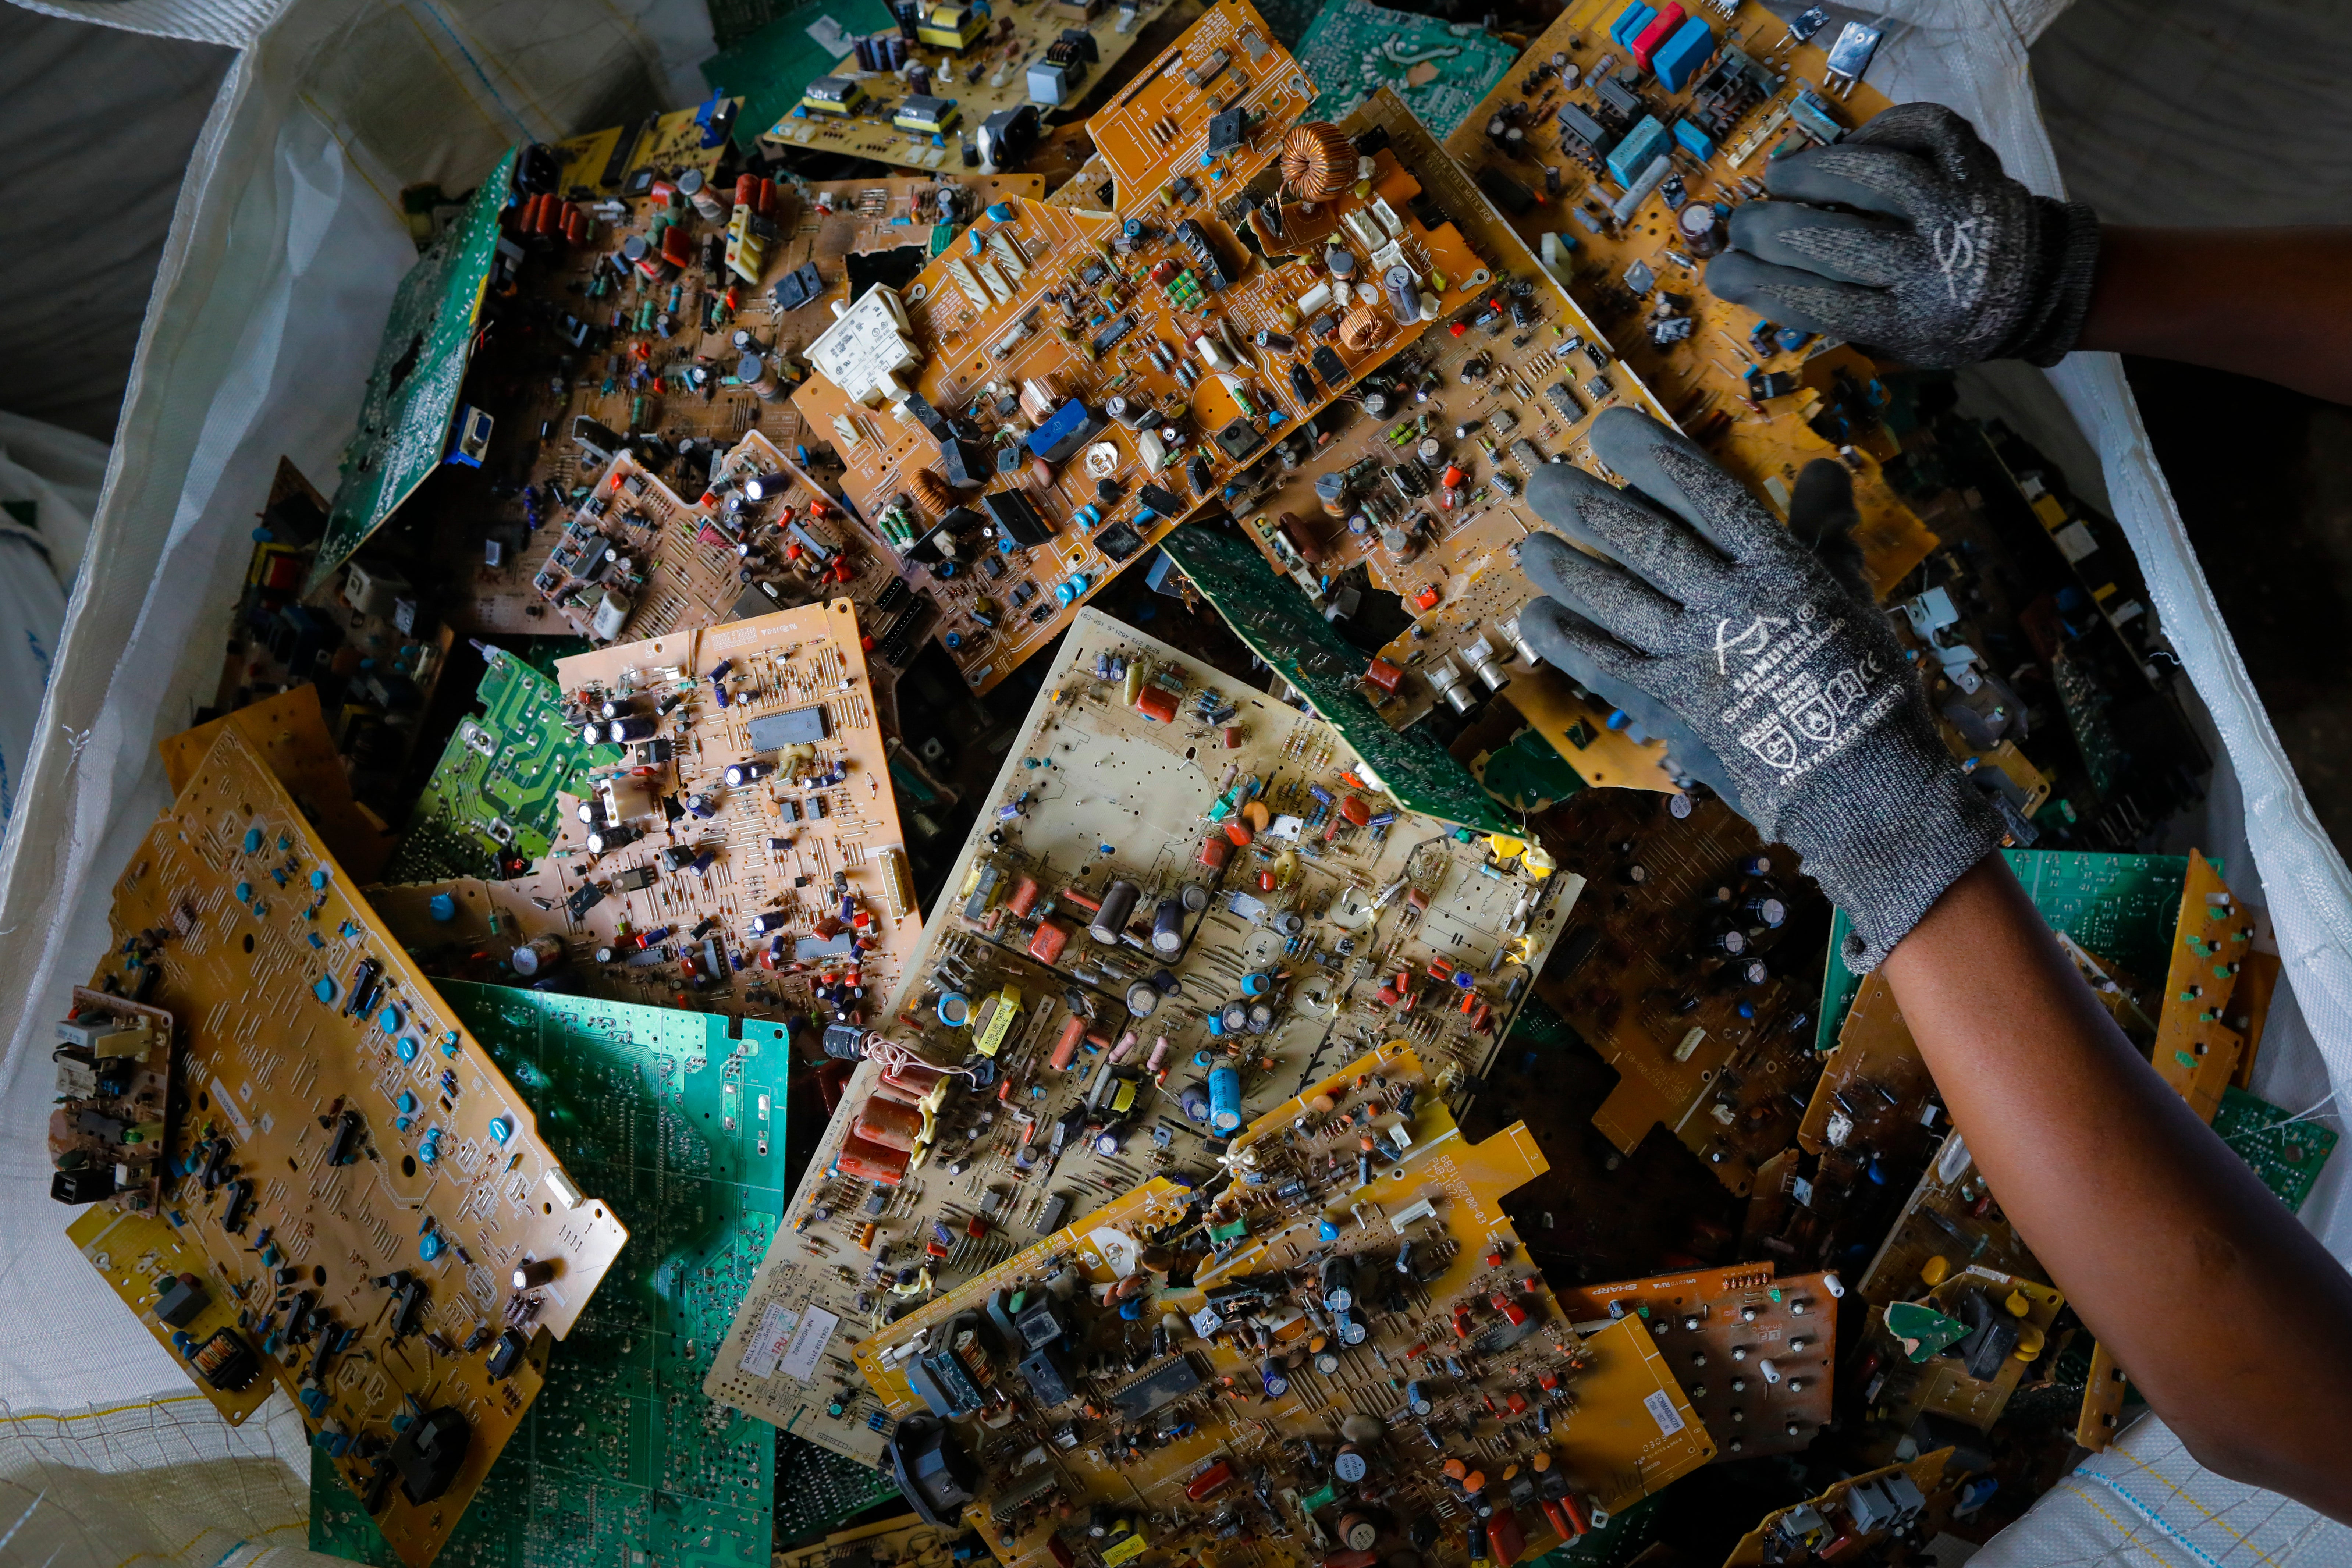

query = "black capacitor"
[1707,925,1748,957]
[1091,879,1140,945]
[609,715,657,743]
[1319,1254,1356,1311]
[1255,328,1297,352]
[1219,1000,1249,1032]
[1151,898,1185,955]
[1744,892,1788,928]
[585,823,640,854]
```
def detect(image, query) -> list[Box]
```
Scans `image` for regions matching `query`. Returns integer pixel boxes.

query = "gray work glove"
[1519,408,2004,972]
[1705,102,2101,369]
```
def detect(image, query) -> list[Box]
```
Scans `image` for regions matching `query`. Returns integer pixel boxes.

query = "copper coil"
[1279,123,1357,201]
[1338,302,1389,353]
[910,468,958,516]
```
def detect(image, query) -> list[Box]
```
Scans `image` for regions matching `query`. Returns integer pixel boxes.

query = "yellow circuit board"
[851,1043,1713,1568]
[1442,1,1938,590]
[705,609,1580,1469]
[2151,850,2255,1122]
[160,683,398,881]
[1553,1264,1838,1460]
[759,0,1200,173]
[1722,1447,1956,1567]
[373,601,921,1026]
[789,3,1505,696]
[68,1202,279,1425]
[1852,1131,2040,1309]
[1855,1263,2062,1455]
[775,1513,965,1568]
[90,725,628,1566]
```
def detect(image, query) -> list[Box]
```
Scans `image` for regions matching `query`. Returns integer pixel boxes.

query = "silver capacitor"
[1383,264,1418,320]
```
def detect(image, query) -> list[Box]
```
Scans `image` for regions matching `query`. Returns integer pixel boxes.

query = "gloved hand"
[1705,103,2100,369]
[1519,408,2003,971]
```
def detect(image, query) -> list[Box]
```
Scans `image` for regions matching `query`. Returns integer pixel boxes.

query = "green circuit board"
[309,148,514,593]
[1816,850,2192,1052]
[2213,1085,2339,1213]
[774,1440,899,1540]
[382,644,619,883]
[1159,525,1513,836]
[310,982,788,1568]
[1295,0,1516,137]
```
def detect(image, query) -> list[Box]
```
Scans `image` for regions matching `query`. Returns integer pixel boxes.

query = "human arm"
[1884,854,2352,1520]
[1517,406,2352,1518]
[1703,103,2352,402]
[2078,225,2352,403]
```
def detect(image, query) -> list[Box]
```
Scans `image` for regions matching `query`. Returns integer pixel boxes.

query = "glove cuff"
[2009,198,2102,367]
[1775,707,2007,974]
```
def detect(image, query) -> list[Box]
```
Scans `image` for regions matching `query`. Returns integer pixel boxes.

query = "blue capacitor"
[1205,1010,1226,1037]
[1208,1065,1242,1134]
[1259,1358,1289,1397]
[1239,970,1272,997]
[1180,1084,1210,1122]
[428,893,458,922]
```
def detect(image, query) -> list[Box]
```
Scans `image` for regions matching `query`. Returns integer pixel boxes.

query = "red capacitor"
[1257,871,1278,892]
[1442,465,1466,488]
[836,1131,910,1184]
[1047,1537,1075,1568]
[756,177,778,216]
[1058,885,1102,914]
[1007,876,1041,917]
[1377,982,1400,1007]
[1222,725,1243,748]
[662,224,694,268]
[870,1076,925,1107]
[884,1061,950,1098]
[1051,1014,1086,1069]
[1631,2,1686,68]
[1407,887,1429,911]
[856,1096,925,1151]
[1363,658,1403,695]
[1225,821,1254,847]
[735,173,759,210]
[1487,1507,1527,1568]
[1134,683,1179,723]
[563,206,588,245]
[1490,1293,1528,1326]
[1186,1460,1236,1500]
[1414,585,1442,610]
[1324,1554,1379,1568]
[1150,257,1180,285]
[1028,918,1072,965]
[1340,794,1372,826]
[1199,835,1233,870]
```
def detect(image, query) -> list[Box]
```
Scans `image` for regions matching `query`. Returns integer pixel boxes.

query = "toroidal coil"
[1280,123,1357,201]
[912,468,958,515]
[1339,302,1390,352]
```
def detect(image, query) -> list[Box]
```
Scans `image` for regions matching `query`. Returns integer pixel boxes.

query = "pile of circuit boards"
[50,4,2324,1568]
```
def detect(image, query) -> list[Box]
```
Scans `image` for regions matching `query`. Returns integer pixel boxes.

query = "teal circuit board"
[310,982,789,1568]
[1159,526,1513,836]
[382,644,619,883]
[1815,849,2192,1052]
[1295,0,1517,138]
[309,148,515,593]
[2213,1085,2339,1213]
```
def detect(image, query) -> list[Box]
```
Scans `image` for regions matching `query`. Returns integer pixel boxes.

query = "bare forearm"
[2079,227,2352,404]
[1883,855,2352,1518]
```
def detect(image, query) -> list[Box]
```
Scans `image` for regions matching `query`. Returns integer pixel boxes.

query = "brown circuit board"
[450,163,1043,662]
[46,988,177,1215]
[213,458,459,822]
[86,724,629,1566]
[775,1513,964,1568]
[1852,1131,2040,1309]
[371,601,921,1025]
[758,0,1198,174]
[1440,1,1938,586]
[161,682,398,881]
[1528,787,1823,1198]
[1854,1263,2063,1457]
[703,609,1579,1470]
[1553,1264,1838,1461]
[68,1202,279,1425]
[851,1042,1714,1568]
[1722,1447,1957,1567]
[1208,88,1676,792]
[789,3,1508,697]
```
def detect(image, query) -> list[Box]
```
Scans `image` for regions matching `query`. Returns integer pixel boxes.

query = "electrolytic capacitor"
[585,823,640,854]
[1219,1000,1250,1035]
[1151,897,1185,955]
[1260,1358,1290,1397]
[512,1257,561,1290]
[1208,1065,1242,1133]
[1744,892,1788,928]
[1091,879,1140,945]
[609,715,657,743]
[724,760,768,787]
[1677,201,1727,258]
[1320,1254,1356,1312]
[1383,264,1418,320]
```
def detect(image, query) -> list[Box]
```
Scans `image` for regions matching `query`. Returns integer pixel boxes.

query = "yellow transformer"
[799,75,866,116]
[892,94,960,134]
[916,3,988,51]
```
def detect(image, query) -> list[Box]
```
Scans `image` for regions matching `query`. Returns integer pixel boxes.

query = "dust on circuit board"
[787,6,1514,698]
[851,1043,1714,1568]
[758,0,1196,175]
[86,724,629,1567]
[704,608,1577,1472]
[373,602,921,1027]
